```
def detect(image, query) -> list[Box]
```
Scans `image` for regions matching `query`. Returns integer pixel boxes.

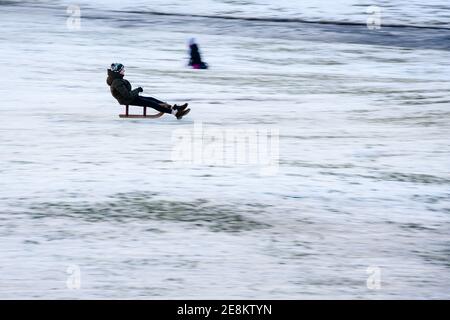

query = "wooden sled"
[119,105,164,119]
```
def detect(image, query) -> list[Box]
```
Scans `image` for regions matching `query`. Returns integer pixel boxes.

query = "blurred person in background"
[188,38,208,69]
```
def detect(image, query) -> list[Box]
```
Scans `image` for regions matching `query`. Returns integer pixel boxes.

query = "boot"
[173,103,189,111]
[175,108,190,120]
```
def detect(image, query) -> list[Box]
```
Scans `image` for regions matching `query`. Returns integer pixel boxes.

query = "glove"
[137,87,143,93]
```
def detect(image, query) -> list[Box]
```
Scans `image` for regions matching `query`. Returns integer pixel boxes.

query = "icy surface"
[0,1,449,299]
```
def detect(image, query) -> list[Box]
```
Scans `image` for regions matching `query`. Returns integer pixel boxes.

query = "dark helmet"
[111,63,124,73]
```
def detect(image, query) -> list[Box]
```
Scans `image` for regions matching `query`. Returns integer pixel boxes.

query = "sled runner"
[119,105,164,119]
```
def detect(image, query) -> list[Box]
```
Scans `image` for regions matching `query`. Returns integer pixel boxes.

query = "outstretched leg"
[129,96,190,119]
[141,96,166,105]
[130,96,172,114]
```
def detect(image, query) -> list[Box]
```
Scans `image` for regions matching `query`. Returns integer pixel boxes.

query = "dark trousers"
[130,96,172,114]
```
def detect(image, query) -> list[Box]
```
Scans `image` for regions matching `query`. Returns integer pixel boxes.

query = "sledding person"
[188,38,208,69]
[106,63,190,119]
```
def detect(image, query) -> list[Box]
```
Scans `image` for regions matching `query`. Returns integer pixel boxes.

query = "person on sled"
[106,63,190,119]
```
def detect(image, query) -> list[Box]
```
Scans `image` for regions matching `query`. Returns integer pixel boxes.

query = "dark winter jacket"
[106,69,140,105]
[189,44,202,66]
